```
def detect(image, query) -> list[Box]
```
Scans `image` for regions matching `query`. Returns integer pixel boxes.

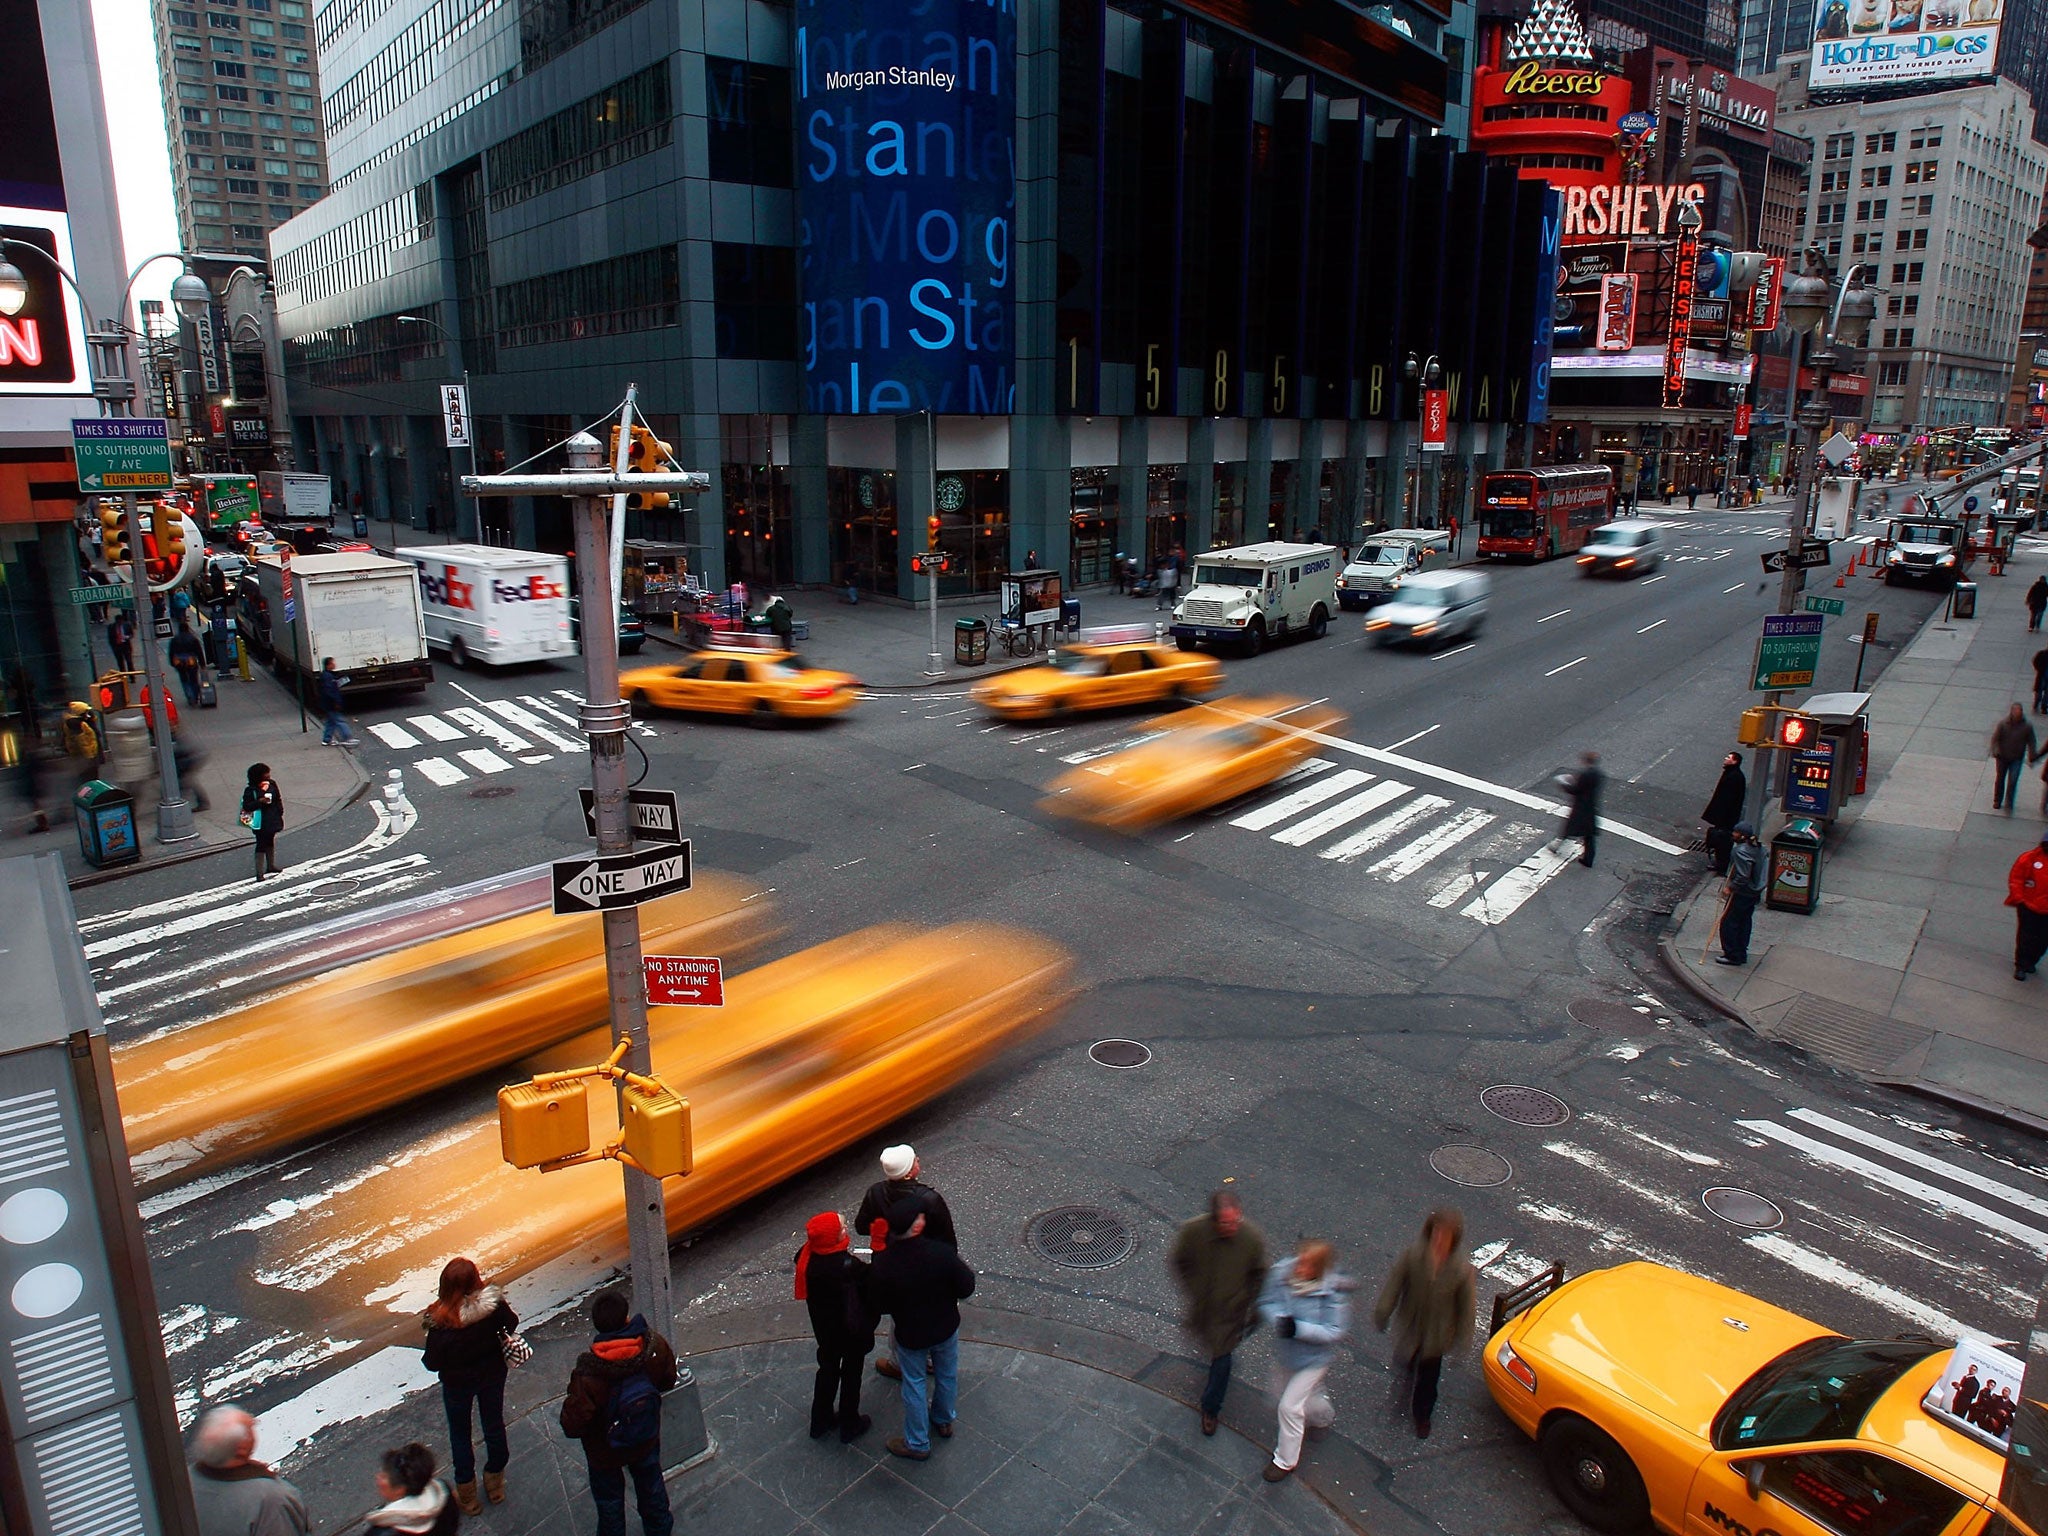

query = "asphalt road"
[76,498,2048,1534]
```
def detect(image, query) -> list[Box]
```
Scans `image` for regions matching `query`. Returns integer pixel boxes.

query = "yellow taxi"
[1042,695,1343,831]
[971,639,1223,720]
[620,646,861,722]
[1483,1260,2033,1536]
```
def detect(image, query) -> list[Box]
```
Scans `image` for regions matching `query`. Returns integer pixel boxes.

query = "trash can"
[74,780,140,869]
[954,616,989,666]
[1767,817,1824,914]
[1950,580,1977,620]
[352,512,369,538]
[1061,596,1082,632]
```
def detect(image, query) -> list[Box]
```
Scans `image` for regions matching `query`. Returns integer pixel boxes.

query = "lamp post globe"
[0,261,26,318]
[1780,256,1831,335]
[170,272,212,322]
[1834,274,1876,349]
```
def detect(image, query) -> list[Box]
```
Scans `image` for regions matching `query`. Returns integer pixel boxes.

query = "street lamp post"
[1403,350,1442,529]
[0,244,212,843]
[399,313,473,541]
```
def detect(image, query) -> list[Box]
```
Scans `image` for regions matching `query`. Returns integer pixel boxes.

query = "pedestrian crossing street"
[357,687,649,791]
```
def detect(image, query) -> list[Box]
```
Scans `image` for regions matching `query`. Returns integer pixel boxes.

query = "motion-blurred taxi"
[971,638,1222,720]
[1483,1260,2031,1536]
[1042,695,1343,831]
[620,645,861,721]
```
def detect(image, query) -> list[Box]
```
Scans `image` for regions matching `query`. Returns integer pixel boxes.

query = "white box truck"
[257,471,333,526]
[239,551,433,697]
[1170,541,1338,654]
[393,544,575,667]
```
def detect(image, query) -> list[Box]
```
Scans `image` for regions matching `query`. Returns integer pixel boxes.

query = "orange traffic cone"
[1835,569,1847,587]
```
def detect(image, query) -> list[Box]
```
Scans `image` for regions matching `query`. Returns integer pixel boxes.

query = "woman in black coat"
[422,1257,516,1513]
[794,1212,875,1442]
[241,763,283,880]
[1700,752,1748,875]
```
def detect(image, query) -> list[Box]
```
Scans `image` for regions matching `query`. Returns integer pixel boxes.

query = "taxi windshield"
[1713,1338,1938,1452]
[1047,651,1110,675]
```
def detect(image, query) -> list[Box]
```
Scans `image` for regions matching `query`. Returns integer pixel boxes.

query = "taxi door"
[1684,1444,1981,1536]
[671,657,727,712]
[1102,649,1152,707]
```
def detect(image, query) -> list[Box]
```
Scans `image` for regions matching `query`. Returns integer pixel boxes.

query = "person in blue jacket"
[1258,1239,1351,1483]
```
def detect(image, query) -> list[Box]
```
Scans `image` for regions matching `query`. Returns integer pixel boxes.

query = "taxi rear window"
[1714,1338,1939,1452]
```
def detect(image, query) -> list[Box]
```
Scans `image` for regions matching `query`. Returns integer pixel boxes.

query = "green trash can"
[955,616,989,665]
[1767,817,1823,914]
[74,779,141,869]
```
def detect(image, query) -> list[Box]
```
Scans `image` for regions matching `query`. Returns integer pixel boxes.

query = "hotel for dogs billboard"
[1808,0,1999,89]
[796,0,1017,415]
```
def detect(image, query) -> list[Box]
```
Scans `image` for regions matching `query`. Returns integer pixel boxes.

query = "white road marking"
[1723,582,1746,593]
[1231,769,1374,831]
[1743,1233,1993,1341]
[1537,609,1571,623]
[1544,656,1588,676]
[516,754,552,765]
[1384,723,1440,752]
[456,749,513,775]
[1740,1118,2048,1253]
[1462,843,1577,924]
[1637,619,1668,633]
[1429,644,1476,662]
[1319,793,1451,862]
[1276,781,1411,848]
[1370,807,1493,881]
[1786,1107,2048,1220]
[413,757,468,787]
[366,721,419,749]
[406,715,464,742]
[445,707,531,755]
[1640,574,1667,584]
[483,698,580,752]
[1058,728,1173,765]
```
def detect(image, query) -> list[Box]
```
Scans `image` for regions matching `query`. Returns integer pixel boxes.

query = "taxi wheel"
[1539,1415,1650,1535]
[751,699,780,729]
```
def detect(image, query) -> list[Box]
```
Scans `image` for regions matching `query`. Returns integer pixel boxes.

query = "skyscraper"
[150,0,329,260]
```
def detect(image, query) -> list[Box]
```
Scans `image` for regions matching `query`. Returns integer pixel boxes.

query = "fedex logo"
[492,575,565,603]
[419,566,476,609]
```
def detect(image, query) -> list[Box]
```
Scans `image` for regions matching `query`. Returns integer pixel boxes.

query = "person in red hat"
[2006,829,2048,980]
[794,1212,875,1442]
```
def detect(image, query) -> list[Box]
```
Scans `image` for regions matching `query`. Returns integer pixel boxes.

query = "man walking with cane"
[1715,822,1768,967]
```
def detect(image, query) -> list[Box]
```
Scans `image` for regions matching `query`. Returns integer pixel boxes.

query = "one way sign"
[1760,540,1833,573]
[579,787,683,844]
[552,842,693,914]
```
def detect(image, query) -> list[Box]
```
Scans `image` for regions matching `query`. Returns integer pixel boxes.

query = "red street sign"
[1421,388,1448,452]
[1733,402,1752,441]
[645,954,724,1007]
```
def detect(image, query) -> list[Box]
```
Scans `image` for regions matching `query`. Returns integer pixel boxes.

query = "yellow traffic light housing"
[160,508,186,568]
[621,1080,692,1178]
[495,1036,692,1179]
[98,501,127,566]
[498,1078,591,1168]
[928,515,942,550]
[626,424,673,512]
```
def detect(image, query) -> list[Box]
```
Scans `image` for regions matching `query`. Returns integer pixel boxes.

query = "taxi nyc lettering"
[1562,182,1707,239]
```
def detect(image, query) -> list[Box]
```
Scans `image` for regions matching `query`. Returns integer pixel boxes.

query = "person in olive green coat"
[1372,1207,1475,1440]
[1169,1189,1269,1436]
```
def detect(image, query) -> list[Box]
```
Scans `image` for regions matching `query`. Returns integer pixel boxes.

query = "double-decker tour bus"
[1476,465,1616,560]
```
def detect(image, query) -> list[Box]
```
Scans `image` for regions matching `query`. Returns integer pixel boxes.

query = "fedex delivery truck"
[395,544,575,667]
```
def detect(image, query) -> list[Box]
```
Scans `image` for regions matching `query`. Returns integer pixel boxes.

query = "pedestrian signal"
[626,425,673,512]
[1777,712,1819,749]
[99,502,127,566]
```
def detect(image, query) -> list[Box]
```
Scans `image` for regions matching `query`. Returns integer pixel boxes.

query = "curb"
[1655,879,1758,1029]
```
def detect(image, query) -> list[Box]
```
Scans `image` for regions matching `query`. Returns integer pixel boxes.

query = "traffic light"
[160,508,186,570]
[98,502,127,566]
[928,515,942,550]
[619,1078,692,1178]
[626,424,673,512]
[1777,712,1819,750]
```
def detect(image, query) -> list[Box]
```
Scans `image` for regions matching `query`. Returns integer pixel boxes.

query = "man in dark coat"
[2034,646,2048,715]
[1700,752,1748,875]
[1169,1188,1268,1436]
[854,1143,956,1381]
[1717,821,1768,966]
[794,1212,874,1442]
[1557,750,1603,868]
[559,1290,679,1536]
[868,1202,976,1461]
[2027,575,2048,633]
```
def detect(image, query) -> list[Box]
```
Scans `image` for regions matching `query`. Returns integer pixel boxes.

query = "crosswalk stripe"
[366,722,419,749]
[456,748,513,775]
[483,698,580,752]
[520,694,584,731]
[407,715,464,742]
[1371,808,1495,881]
[1231,769,1373,831]
[1425,821,1540,908]
[1740,1118,2048,1253]
[1059,728,1173,765]
[1462,843,1576,924]
[414,757,468,787]
[1787,1108,2048,1220]
[1274,780,1407,848]
[446,707,532,755]
[1318,793,1450,862]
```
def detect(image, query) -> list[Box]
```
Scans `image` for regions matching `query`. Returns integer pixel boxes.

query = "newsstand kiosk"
[1767,691,1871,914]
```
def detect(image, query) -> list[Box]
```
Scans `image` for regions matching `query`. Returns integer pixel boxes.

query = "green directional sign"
[66,586,134,606]
[1753,613,1825,691]
[72,418,173,492]
[1802,595,1846,617]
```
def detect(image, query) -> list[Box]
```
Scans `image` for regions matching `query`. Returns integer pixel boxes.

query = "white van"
[1337,529,1452,609]
[1365,570,1490,647]
[1171,541,1338,655]
[1576,519,1664,576]
[395,543,575,667]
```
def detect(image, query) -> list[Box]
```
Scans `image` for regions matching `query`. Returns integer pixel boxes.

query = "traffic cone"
[1835,570,1847,587]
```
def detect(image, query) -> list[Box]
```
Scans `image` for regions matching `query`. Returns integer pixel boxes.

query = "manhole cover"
[469,785,518,799]
[1568,998,1654,1032]
[1430,1145,1512,1188]
[1089,1039,1151,1069]
[1025,1206,1136,1270]
[1702,1187,1784,1230]
[303,877,362,898]
[1481,1084,1572,1127]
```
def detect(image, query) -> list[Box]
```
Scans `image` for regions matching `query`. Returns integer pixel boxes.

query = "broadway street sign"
[551,842,693,914]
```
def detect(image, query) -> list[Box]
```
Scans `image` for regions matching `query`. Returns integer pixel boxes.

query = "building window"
[711,243,797,359]
[1860,165,1891,187]
[217,85,249,100]
[172,33,203,51]
[1909,128,1942,149]
[1902,295,1917,315]
[298,183,322,200]
[206,11,239,26]
[1869,198,1886,219]
[1825,133,1853,158]
[1898,327,1914,347]
[169,6,198,20]
[705,58,794,188]
[484,62,672,210]
[1879,360,1909,384]
[494,245,680,349]
[1882,327,1896,347]
[1864,131,1896,153]
[227,177,259,193]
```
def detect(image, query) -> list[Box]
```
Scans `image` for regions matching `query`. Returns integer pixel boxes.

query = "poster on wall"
[795,0,1017,415]
[1809,0,1999,89]
[1597,273,1637,352]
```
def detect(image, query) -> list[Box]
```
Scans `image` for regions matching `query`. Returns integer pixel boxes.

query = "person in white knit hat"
[853,1144,958,1380]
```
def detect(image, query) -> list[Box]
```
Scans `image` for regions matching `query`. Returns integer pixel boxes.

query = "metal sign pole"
[123,493,196,841]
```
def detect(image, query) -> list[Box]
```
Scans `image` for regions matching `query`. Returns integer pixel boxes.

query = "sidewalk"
[1,642,369,887]
[278,1304,1363,1536]
[1664,538,2048,1131]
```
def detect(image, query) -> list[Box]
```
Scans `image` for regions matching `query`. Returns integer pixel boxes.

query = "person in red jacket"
[2006,830,2048,980]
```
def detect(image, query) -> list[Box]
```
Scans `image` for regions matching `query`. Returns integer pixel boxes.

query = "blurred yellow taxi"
[972,640,1223,720]
[1042,695,1343,831]
[620,646,861,721]
[1483,1260,2031,1536]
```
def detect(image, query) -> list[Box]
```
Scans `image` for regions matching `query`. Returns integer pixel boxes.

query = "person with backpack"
[421,1258,517,1513]
[559,1290,679,1536]
[365,1442,459,1535]
[853,1144,957,1382]
[867,1198,977,1461]
[794,1211,875,1442]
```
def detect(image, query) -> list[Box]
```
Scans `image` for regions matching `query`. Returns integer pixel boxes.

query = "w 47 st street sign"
[551,842,693,914]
